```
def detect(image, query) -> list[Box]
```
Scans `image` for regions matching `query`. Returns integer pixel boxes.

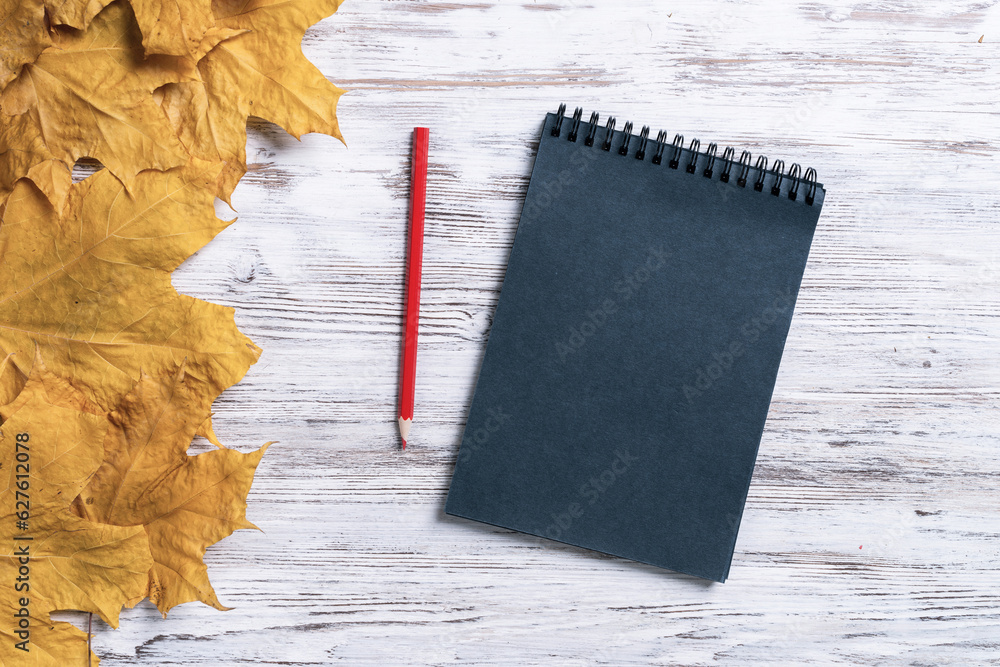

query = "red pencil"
[399,127,429,449]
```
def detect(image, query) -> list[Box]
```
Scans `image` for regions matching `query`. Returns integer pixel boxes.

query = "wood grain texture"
[68,0,1000,664]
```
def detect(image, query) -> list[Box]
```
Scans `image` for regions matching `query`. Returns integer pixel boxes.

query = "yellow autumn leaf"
[0,112,71,215]
[0,354,25,407]
[0,0,192,204]
[0,161,261,412]
[0,1,51,92]
[0,357,153,666]
[44,0,114,31]
[210,0,345,140]
[1,0,112,90]
[73,364,270,617]
[4,0,229,80]
[0,616,95,667]
[1,0,346,659]
[131,0,216,58]
[161,0,346,200]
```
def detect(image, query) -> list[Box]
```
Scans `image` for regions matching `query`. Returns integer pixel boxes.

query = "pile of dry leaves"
[0,0,344,662]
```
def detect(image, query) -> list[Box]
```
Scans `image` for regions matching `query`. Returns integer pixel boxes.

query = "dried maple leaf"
[0,112,71,215]
[0,0,192,204]
[0,358,153,665]
[44,0,114,30]
[4,0,225,82]
[161,0,346,200]
[0,1,51,92]
[0,0,340,657]
[132,0,216,58]
[1,0,113,87]
[73,364,270,616]
[0,161,261,413]
[0,353,26,410]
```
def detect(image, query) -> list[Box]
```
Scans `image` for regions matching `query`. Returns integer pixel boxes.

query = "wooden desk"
[90,1,1000,664]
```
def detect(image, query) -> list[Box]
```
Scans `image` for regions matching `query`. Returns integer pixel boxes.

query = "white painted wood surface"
[75,0,1000,664]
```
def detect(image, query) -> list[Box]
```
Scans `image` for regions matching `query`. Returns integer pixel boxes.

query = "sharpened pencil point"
[398,417,412,448]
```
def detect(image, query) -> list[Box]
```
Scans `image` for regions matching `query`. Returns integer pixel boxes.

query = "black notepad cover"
[445,112,825,582]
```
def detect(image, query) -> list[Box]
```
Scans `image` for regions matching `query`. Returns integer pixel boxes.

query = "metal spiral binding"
[804,168,818,205]
[737,150,752,187]
[669,135,684,169]
[720,147,735,183]
[652,130,668,165]
[635,126,650,160]
[703,143,718,179]
[618,121,634,155]
[552,105,819,205]
[685,139,701,173]
[770,160,785,196]
[752,156,768,191]
[585,112,600,146]
[552,103,567,136]
[567,107,583,142]
[787,163,802,200]
[601,117,616,151]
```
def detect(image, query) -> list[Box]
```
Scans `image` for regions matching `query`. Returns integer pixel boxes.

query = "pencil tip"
[398,417,412,448]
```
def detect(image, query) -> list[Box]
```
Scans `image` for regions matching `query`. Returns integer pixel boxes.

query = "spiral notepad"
[445,105,826,582]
